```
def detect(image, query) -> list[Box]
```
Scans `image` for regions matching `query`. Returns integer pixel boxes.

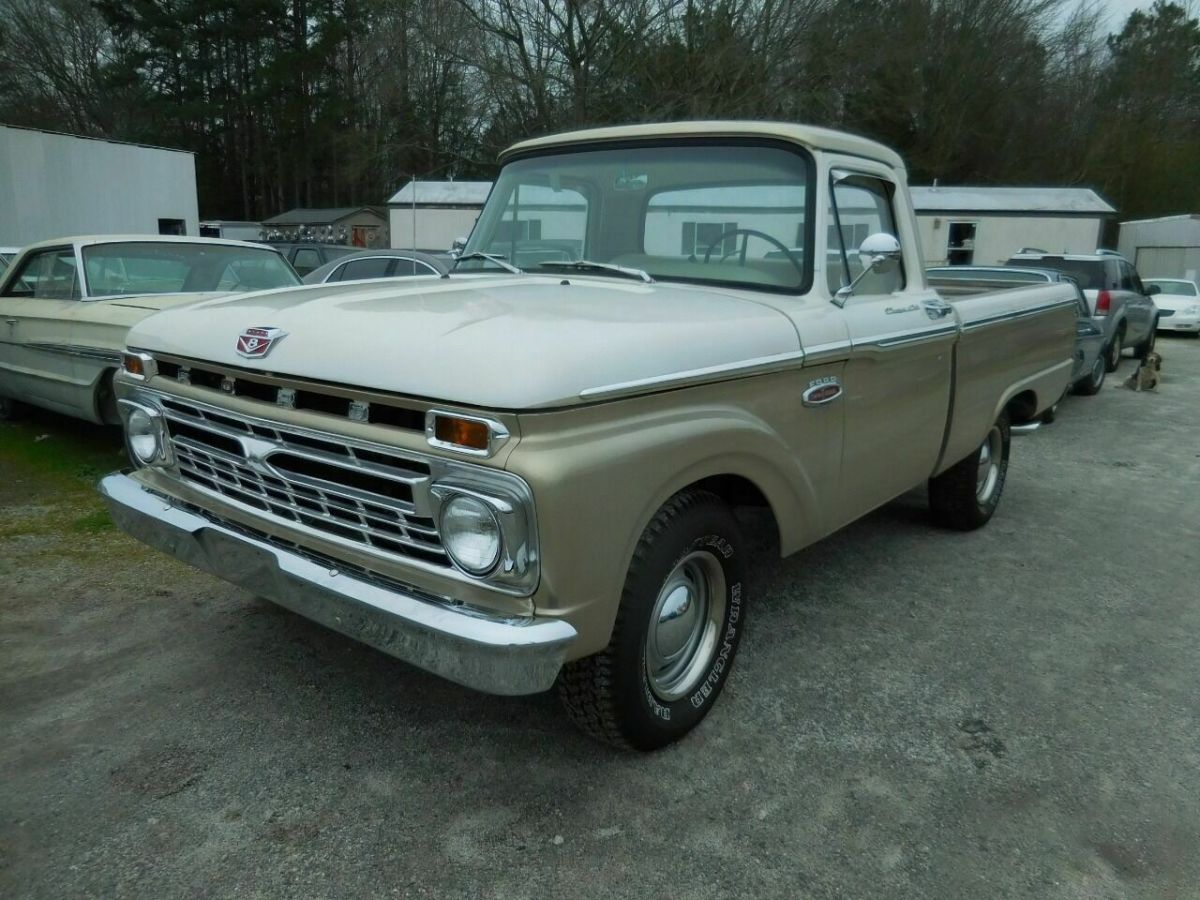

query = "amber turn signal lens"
[123,353,145,377]
[434,415,490,450]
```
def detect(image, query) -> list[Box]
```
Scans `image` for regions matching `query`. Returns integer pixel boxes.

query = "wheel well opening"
[1005,389,1039,425]
[96,368,120,424]
[690,474,780,554]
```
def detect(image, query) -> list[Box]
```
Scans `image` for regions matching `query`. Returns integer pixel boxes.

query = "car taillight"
[1096,290,1111,314]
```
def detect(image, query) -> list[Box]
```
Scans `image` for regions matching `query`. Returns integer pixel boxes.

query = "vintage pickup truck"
[100,122,1076,749]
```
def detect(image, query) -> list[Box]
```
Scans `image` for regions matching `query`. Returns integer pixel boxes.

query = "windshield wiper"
[451,251,522,274]
[536,260,654,284]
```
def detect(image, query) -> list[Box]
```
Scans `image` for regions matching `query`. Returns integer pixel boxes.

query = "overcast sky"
[1090,0,1196,30]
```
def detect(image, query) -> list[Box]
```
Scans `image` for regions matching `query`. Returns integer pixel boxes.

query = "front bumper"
[1158,317,1200,332]
[99,472,576,695]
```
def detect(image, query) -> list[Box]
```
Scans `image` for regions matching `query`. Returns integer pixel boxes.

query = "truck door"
[827,171,956,521]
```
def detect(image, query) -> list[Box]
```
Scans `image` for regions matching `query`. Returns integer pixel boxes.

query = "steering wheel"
[701,228,803,278]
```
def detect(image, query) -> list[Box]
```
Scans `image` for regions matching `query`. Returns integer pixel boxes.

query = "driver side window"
[827,174,904,295]
[2,248,81,300]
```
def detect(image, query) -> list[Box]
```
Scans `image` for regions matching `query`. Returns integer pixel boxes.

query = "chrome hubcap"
[975,426,1003,502]
[646,551,727,701]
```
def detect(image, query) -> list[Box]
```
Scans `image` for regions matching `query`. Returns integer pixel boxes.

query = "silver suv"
[1005,250,1158,371]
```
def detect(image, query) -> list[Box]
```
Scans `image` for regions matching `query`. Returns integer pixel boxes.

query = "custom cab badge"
[802,375,843,407]
[236,326,287,359]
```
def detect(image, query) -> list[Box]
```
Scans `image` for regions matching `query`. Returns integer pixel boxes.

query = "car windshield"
[1146,280,1197,296]
[459,142,813,293]
[82,242,300,297]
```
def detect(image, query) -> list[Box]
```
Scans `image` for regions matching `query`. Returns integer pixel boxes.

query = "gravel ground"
[2,337,1199,899]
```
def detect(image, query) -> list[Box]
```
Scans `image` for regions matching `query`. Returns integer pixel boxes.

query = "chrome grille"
[159,396,448,566]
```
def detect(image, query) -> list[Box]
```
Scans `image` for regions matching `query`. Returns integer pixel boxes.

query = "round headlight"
[127,407,160,464]
[440,495,502,575]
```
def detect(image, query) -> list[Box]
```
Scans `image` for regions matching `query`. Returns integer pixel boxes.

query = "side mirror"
[449,236,468,257]
[834,232,903,306]
[1144,284,1161,296]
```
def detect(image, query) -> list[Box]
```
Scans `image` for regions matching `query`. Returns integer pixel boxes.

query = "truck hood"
[126,276,801,409]
[99,291,233,312]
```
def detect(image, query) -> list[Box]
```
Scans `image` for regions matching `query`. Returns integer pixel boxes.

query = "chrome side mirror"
[834,232,902,306]
[449,236,468,257]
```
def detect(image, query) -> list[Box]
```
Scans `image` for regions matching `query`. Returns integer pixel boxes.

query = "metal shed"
[911,186,1115,267]
[0,124,199,247]
[388,181,492,251]
[262,207,387,247]
[1117,215,1200,280]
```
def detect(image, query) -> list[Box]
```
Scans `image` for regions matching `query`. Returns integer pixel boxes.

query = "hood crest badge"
[236,326,288,359]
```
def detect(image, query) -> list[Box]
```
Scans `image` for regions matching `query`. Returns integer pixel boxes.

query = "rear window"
[1007,257,1109,291]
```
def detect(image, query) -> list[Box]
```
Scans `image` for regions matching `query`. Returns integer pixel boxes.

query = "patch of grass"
[70,509,114,534]
[0,414,126,495]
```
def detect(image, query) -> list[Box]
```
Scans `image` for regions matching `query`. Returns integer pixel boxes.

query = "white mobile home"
[0,125,199,246]
[1117,215,1200,280]
[911,186,1114,267]
[388,181,492,251]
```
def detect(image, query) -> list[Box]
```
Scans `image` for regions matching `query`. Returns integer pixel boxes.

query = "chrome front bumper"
[99,472,576,695]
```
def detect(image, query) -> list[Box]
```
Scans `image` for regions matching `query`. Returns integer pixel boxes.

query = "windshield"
[461,142,813,293]
[1146,280,1197,296]
[82,242,300,297]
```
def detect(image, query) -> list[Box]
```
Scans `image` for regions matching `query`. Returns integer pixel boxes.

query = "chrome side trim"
[961,298,1078,332]
[26,342,121,364]
[98,472,574,696]
[800,340,853,365]
[852,324,959,351]
[579,349,807,400]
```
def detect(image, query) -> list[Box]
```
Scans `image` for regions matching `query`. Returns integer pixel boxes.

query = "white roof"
[1118,213,1199,226]
[911,186,1114,215]
[388,181,492,206]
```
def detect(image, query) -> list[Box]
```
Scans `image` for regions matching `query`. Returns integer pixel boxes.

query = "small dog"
[1125,350,1163,392]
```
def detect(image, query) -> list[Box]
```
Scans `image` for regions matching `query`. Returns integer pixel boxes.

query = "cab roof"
[501,121,906,171]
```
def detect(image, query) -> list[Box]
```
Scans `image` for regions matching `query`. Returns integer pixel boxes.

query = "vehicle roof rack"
[1016,247,1047,253]
[1095,248,1123,257]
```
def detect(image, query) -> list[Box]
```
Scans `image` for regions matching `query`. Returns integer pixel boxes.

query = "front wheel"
[1104,329,1124,373]
[557,489,746,750]
[928,412,1011,531]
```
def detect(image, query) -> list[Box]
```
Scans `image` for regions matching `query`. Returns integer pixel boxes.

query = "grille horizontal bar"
[160,398,447,567]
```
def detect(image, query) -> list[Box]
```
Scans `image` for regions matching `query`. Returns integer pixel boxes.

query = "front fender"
[509,376,830,658]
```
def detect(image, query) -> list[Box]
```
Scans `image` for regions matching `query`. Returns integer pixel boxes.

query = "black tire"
[95,371,120,424]
[557,489,746,750]
[1040,393,1063,424]
[1133,319,1158,360]
[928,412,1011,531]
[1073,355,1106,396]
[1104,327,1125,373]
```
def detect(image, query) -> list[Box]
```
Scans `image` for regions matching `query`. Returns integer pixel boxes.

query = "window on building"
[680,221,739,258]
[158,218,187,236]
[947,221,977,266]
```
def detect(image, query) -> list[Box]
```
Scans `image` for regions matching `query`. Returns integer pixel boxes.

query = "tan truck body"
[99,122,1076,744]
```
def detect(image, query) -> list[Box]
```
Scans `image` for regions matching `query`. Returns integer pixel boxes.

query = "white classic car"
[1145,278,1200,335]
[0,236,301,423]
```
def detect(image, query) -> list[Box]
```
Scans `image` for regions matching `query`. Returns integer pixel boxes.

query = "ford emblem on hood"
[236,326,288,359]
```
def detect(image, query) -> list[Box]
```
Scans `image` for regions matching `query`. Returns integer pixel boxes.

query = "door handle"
[923,299,954,320]
[4,318,16,326]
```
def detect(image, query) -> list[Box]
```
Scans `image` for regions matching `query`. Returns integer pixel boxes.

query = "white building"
[388,181,492,251]
[0,124,199,247]
[200,220,262,241]
[1117,215,1200,280]
[912,186,1115,267]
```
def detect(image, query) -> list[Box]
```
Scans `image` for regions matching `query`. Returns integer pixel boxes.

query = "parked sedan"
[927,266,1107,407]
[301,248,450,285]
[0,236,300,423]
[1144,278,1200,336]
